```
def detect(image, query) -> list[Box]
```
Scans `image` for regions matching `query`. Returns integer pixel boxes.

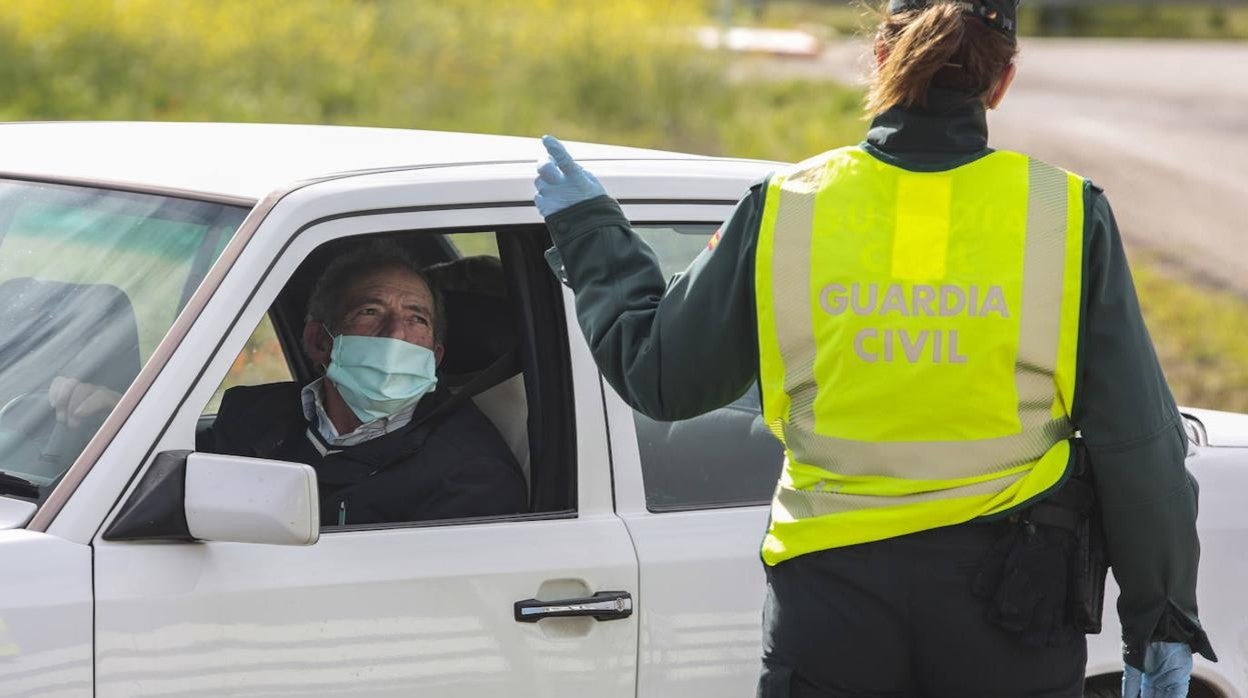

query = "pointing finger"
[541,135,577,170]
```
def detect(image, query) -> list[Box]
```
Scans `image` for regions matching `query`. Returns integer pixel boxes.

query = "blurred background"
[3,0,1243,412]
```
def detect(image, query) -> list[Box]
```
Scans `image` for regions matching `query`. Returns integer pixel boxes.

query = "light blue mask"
[325,334,438,423]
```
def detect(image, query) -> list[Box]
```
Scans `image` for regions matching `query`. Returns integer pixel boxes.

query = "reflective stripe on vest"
[754,146,1085,565]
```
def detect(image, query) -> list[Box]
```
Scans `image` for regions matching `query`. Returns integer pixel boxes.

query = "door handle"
[514,591,633,623]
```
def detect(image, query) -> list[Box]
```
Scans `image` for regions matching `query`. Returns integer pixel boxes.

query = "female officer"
[533,1,1214,695]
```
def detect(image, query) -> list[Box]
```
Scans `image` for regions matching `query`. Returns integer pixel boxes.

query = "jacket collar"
[310,386,455,484]
[865,88,990,159]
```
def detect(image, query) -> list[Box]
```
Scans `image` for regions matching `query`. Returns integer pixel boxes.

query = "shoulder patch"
[707,227,723,251]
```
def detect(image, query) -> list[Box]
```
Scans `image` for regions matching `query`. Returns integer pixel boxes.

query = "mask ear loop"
[319,322,337,374]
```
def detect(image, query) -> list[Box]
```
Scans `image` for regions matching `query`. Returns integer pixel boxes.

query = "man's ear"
[986,62,1017,110]
[434,343,445,367]
[303,321,332,369]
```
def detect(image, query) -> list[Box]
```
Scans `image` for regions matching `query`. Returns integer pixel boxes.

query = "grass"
[1130,254,1248,413]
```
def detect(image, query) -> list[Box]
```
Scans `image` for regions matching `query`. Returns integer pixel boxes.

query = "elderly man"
[202,242,527,526]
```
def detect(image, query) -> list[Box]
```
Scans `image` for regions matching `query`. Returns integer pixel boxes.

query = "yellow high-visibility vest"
[755,146,1085,566]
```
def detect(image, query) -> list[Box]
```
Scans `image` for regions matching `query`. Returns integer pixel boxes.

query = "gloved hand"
[1122,642,1192,698]
[534,135,606,217]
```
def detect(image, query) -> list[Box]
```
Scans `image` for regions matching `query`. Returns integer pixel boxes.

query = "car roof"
[0,122,704,203]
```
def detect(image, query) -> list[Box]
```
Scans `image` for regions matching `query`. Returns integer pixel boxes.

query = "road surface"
[752,38,1248,294]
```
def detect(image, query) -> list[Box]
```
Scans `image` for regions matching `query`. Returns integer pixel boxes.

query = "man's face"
[304,265,444,367]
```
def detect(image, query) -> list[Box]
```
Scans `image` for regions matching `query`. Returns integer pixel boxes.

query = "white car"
[0,122,1243,698]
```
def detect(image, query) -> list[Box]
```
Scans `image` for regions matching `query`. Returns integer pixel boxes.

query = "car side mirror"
[105,450,320,546]
[1182,414,1205,457]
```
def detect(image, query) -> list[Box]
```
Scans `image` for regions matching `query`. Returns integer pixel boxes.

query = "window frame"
[211,224,579,532]
[128,203,589,538]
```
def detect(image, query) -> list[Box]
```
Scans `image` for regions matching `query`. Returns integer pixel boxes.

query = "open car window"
[631,224,783,511]
[0,180,246,497]
[203,314,293,415]
[196,227,575,529]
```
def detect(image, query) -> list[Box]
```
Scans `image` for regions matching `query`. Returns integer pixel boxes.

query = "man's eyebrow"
[341,295,433,317]
[404,301,434,316]
[344,295,386,309]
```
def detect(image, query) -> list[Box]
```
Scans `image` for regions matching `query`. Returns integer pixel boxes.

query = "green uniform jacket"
[543,89,1215,670]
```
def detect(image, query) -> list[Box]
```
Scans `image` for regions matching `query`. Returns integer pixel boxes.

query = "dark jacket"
[541,88,1213,669]
[202,382,527,527]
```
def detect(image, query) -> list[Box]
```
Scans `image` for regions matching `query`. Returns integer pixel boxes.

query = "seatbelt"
[365,347,521,476]
[420,347,520,428]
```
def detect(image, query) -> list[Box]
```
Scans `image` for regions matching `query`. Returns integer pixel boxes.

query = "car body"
[0,122,1244,698]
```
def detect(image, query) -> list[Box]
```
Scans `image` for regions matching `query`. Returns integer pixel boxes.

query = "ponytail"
[865,2,1017,116]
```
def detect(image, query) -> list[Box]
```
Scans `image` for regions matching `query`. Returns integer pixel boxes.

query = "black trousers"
[757,521,1087,698]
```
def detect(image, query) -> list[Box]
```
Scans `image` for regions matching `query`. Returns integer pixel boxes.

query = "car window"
[0,180,246,495]
[197,228,573,529]
[631,225,783,511]
[203,314,293,415]
[447,231,499,258]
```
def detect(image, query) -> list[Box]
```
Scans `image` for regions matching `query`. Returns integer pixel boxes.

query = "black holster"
[972,439,1109,644]
[1064,441,1109,634]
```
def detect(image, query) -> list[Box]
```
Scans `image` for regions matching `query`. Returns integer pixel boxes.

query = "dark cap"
[887,0,1019,39]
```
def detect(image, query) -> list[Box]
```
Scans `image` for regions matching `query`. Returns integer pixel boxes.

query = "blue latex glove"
[1122,642,1192,698]
[534,135,606,217]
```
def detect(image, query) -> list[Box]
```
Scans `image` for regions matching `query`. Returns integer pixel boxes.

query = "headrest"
[422,256,517,384]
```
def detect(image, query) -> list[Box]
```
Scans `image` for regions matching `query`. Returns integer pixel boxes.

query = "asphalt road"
[760,38,1248,294]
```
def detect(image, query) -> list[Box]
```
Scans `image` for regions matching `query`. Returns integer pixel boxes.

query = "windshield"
[0,180,247,499]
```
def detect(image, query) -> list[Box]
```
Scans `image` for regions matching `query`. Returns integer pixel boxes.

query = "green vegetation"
[749,0,877,36]
[1132,256,1248,413]
[0,0,1243,412]
[1018,4,1248,40]
[0,0,862,157]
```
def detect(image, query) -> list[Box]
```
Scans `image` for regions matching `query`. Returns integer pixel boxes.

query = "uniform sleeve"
[542,186,765,421]
[1072,184,1215,669]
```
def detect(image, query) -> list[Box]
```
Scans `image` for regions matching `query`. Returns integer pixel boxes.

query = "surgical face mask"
[324,332,438,423]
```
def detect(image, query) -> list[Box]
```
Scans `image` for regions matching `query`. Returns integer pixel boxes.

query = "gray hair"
[303,240,446,357]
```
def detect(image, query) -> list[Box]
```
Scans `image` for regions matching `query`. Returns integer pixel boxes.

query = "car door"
[599,215,783,697]
[87,171,639,698]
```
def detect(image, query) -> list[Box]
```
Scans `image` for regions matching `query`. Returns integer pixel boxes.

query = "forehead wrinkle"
[346,280,431,305]
[351,274,431,296]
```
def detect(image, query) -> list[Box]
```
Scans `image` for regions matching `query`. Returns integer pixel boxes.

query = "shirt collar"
[865,88,990,159]
[299,377,419,448]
